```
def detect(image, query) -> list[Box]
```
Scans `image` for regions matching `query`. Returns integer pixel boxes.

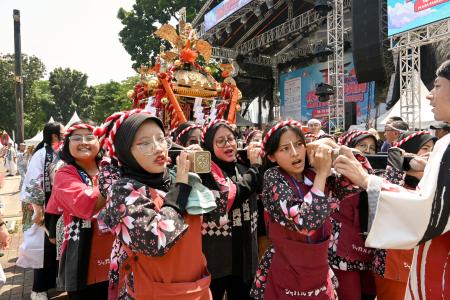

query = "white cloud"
[388,1,435,29]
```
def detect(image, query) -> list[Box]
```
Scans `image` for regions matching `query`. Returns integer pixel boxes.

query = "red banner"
[415,0,449,12]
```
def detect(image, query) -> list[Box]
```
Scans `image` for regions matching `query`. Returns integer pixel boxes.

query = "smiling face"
[427,76,450,123]
[130,120,168,174]
[68,128,100,163]
[268,129,306,179]
[212,126,237,163]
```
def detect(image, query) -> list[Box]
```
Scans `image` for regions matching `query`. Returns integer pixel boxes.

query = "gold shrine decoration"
[159,74,187,124]
[227,86,240,124]
[154,24,179,46]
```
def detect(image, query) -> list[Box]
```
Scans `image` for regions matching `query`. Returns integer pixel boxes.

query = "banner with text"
[279,53,376,127]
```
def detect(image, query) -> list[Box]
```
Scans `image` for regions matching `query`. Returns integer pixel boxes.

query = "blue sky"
[0,0,137,85]
[388,0,450,35]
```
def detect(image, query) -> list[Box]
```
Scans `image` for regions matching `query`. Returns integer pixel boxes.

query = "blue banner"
[280,53,376,128]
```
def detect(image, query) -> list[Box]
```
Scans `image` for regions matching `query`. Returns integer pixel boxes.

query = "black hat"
[430,122,450,131]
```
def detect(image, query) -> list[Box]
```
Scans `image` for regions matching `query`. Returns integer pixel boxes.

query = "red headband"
[338,130,372,146]
[393,131,432,148]
[176,124,202,144]
[64,124,95,138]
[94,109,151,161]
[260,120,303,157]
[201,119,230,143]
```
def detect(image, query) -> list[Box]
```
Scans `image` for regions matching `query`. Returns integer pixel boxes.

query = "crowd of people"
[0,61,449,300]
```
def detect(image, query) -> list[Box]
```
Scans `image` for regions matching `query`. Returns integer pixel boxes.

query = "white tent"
[65,111,81,127]
[24,116,55,146]
[376,80,435,130]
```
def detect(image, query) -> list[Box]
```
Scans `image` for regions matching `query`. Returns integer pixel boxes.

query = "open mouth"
[154,154,166,165]
[224,149,234,155]
[292,159,303,168]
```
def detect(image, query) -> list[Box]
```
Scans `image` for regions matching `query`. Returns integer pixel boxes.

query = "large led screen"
[204,0,253,32]
[388,0,450,36]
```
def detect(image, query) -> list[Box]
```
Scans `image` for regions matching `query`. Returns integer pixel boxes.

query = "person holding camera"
[333,60,450,300]
[96,110,214,299]
[200,119,262,300]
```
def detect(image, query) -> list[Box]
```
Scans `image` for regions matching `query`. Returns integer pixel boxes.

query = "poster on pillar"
[279,53,376,128]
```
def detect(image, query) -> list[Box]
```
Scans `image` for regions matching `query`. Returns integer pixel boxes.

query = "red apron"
[86,222,115,285]
[119,189,212,300]
[332,193,373,263]
[264,219,335,299]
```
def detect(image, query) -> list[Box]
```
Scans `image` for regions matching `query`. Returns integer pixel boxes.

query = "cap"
[430,121,450,131]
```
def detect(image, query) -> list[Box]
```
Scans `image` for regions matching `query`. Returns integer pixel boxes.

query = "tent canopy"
[376,80,435,130]
[24,112,80,146]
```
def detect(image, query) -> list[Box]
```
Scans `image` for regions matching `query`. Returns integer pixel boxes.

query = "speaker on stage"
[345,101,357,130]
[351,0,393,83]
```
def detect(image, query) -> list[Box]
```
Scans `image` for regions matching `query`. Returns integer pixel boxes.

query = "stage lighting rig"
[315,83,334,102]
[314,44,333,62]
[314,0,333,17]
[265,0,274,9]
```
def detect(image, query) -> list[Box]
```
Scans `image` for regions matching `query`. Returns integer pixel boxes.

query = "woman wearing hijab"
[326,130,378,300]
[96,110,213,299]
[200,119,262,300]
[372,131,436,300]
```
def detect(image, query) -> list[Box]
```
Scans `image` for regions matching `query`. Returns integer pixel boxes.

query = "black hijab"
[202,121,237,177]
[114,113,171,191]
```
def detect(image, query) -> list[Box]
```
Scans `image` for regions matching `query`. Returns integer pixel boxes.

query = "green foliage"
[0,54,46,139]
[92,75,138,123]
[117,0,206,69]
[48,67,95,123]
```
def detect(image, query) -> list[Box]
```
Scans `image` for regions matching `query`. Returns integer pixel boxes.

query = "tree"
[0,54,46,138]
[117,0,206,69]
[24,80,53,138]
[92,75,139,123]
[48,68,95,123]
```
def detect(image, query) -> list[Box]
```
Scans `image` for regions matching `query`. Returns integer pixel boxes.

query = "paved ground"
[0,174,67,300]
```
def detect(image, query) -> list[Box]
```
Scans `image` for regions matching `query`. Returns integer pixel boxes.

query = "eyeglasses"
[215,135,236,148]
[135,136,172,156]
[68,134,97,143]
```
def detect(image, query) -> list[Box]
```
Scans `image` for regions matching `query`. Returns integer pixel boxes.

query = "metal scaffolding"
[327,0,345,133]
[390,18,450,129]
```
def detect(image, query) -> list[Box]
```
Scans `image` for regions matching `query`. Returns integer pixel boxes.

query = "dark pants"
[67,281,109,300]
[210,275,252,300]
[32,235,58,292]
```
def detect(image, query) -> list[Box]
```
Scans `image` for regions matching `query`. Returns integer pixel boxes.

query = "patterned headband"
[64,123,95,138]
[93,109,150,161]
[176,124,202,144]
[338,130,373,146]
[201,119,231,143]
[393,131,432,148]
[260,120,303,157]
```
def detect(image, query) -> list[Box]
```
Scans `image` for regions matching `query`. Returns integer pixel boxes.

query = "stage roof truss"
[390,17,450,129]
[327,0,345,134]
